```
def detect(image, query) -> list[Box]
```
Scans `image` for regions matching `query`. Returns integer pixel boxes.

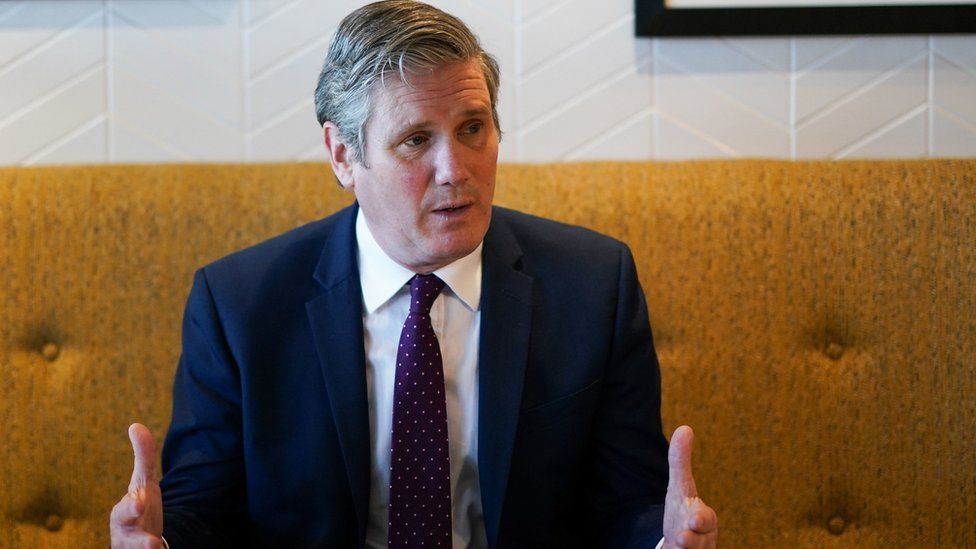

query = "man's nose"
[434,139,468,186]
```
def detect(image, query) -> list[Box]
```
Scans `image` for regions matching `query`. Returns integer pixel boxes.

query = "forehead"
[369,59,491,124]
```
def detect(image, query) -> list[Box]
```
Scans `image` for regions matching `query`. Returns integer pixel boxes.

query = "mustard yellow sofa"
[1,160,974,548]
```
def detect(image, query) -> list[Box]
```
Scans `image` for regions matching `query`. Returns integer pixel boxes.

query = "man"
[109,1,718,548]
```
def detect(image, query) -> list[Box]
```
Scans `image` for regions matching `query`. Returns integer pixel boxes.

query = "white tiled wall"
[0,0,974,165]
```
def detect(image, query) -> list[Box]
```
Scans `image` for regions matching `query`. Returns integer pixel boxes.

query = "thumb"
[127,423,158,494]
[667,425,698,499]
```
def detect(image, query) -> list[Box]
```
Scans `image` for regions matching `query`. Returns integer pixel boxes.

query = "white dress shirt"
[358,211,489,549]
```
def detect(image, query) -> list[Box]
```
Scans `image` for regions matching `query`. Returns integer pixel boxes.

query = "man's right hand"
[110,423,164,549]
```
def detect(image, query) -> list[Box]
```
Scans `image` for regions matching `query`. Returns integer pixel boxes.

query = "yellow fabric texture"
[1,160,973,547]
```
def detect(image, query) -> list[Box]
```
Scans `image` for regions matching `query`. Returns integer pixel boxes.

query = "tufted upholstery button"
[41,342,60,361]
[44,514,63,532]
[827,515,846,535]
[825,342,844,360]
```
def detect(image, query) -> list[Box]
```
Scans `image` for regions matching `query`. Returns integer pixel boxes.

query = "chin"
[428,238,481,263]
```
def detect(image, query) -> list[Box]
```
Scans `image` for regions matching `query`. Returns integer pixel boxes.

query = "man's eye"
[404,135,427,147]
[464,122,483,135]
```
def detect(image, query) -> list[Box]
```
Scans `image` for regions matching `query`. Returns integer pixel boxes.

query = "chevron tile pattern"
[517,0,653,160]
[794,37,928,158]
[0,0,973,165]
[245,0,342,160]
[932,36,976,157]
[0,1,106,165]
[111,0,244,161]
[656,38,790,158]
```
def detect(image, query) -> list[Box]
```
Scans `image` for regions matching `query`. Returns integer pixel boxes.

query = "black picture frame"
[635,0,976,36]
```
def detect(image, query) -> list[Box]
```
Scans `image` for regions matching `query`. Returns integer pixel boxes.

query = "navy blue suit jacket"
[160,205,669,548]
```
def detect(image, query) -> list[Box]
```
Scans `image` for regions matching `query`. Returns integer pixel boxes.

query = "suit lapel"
[478,211,534,546]
[305,205,370,544]
[302,205,535,546]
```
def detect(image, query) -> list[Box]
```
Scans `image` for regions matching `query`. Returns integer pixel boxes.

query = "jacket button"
[827,515,846,535]
[41,342,60,361]
[44,514,64,532]
[825,342,844,360]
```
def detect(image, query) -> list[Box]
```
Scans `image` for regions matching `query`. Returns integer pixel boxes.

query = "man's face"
[344,59,499,273]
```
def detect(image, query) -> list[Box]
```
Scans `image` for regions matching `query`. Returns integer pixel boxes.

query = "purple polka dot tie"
[388,274,452,548]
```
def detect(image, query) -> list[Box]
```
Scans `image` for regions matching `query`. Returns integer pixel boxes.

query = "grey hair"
[314,0,501,165]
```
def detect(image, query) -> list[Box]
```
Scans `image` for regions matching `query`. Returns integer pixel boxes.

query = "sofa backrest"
[1,160,973,547]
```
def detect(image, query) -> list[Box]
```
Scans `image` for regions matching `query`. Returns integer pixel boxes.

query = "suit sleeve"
[588,244,669,548]
[159,268,248,548]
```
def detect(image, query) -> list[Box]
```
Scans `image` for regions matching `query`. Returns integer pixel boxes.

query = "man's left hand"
[662,425,718,548]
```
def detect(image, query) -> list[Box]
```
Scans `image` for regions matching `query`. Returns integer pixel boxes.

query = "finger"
[127,423,158,493]
[110,493,144,527]
[667,425,698,499]
[675,530,704,548]
[687,503,718,533]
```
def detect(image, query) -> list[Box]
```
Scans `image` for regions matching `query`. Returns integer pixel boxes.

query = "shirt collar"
[356,209,483,314]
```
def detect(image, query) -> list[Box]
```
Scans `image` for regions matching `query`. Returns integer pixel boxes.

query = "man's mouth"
[433,202,471,213]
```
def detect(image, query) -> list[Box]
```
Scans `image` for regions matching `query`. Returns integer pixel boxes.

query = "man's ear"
[323,121,355,189]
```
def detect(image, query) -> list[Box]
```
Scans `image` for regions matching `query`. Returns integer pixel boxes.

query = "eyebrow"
[401,106,492,132]
[460,106,491,118]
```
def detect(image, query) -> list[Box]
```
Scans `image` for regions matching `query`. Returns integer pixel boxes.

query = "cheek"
[472,149,498,184]
[398,170,432,204]
[367,168,424,208]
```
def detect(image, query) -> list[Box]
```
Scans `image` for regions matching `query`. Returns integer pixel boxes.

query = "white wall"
[0,0,973,165]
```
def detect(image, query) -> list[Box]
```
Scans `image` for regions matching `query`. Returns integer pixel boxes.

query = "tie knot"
[409,274,445,314]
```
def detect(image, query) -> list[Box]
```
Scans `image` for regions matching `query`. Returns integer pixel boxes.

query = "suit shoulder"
[201,205,353,289]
